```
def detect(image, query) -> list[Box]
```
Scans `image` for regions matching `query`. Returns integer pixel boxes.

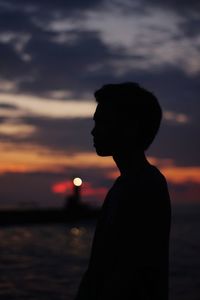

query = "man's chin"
[95,147,112,157]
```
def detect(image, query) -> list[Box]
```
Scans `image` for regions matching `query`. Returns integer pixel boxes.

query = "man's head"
[91,82,162,156]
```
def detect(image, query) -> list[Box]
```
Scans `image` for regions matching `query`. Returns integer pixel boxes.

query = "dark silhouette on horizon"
[0,177,99,226]
[65,177,82,211]
[75,82,171,300]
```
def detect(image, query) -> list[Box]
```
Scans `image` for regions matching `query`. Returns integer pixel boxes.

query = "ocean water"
[0,204,200,300]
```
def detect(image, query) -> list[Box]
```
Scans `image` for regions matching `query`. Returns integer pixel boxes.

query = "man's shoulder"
[116,164,167,188]
[115,164,169,204]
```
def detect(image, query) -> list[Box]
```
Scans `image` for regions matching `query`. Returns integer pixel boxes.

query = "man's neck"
[113,150,148,176]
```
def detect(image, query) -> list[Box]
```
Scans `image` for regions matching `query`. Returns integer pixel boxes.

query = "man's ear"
[122,118,139,139]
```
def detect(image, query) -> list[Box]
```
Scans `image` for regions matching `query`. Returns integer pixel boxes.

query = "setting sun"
[73,177,83,186]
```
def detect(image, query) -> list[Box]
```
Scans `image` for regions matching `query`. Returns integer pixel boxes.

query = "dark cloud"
[0,0,199,97]
[0,116,94,153]
[0,0,109,95]
[0,0,103,15]
[2,0,199,13]
[143,0,200,13]
[19,30,119,96]
[148,121,200,167]
[0,42,29,79]
[30,117,92,153]
[0,103,18,109]
[177,17,200,38]
[0,10,35,32]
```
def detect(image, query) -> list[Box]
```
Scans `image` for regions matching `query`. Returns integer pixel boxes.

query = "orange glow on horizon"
[1,141,200,195]
[161,166,200,184]
[0,142,115,174]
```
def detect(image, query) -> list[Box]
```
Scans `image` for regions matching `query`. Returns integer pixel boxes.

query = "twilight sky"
[0,0,200,208]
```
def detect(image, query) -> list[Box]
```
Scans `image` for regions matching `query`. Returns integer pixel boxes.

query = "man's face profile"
[91,103,118,157]
[91,102,135,156]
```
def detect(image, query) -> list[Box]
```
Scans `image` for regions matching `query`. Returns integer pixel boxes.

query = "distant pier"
[0,177,100,226]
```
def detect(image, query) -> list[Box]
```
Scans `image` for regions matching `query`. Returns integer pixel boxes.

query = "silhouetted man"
[75,82,171,300]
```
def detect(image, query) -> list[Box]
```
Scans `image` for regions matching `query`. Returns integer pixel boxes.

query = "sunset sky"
[0,0,200,208]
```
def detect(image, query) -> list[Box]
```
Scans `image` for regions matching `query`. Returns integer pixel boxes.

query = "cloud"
[161,166,200,184]
[0,0,199,97]
[41,1,200,77]
[0,120,37,137]
[0,93,96,118]
[83,4,200,76]
[0,136,116,175]
[163,111,190,124]
[0,79,17,93]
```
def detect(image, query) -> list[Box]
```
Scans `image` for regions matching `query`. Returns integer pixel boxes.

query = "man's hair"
[94,82,162,151]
